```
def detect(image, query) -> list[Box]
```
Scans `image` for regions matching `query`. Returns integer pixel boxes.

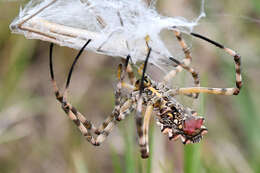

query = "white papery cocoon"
[10,0,205,68]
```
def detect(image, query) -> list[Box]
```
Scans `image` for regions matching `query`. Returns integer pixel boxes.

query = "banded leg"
[171,86,240,96]
[114,58,136,120]
[116,99,135,121]
[139,104,153,158]
[174,30,192,65]
[50,40,98,132]
[69,60,135,143]
[170,32,243,96]
[174,30,200,98]
[163,30,200,98]
[167,57,200,98]
[136,47,152,158]
[124,55,136,85]
[96,100,135,140]
[118,57,135,91]
[190,32,242,93]
[91,100,135,137]
[63,101,119,145]
[87,55,135,135]
[49,41,122,146]
[85,63,134,135]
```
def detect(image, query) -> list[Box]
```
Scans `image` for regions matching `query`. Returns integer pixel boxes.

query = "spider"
[49,30,242,158]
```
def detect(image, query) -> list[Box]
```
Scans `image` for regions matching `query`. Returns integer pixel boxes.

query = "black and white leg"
[169,32,242,96]
[49,40,127,146]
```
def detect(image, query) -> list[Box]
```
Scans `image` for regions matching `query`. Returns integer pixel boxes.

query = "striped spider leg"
[49,40,134,146]
[135,47,152,158]
[163,30,200,99]
[169,32,242,96]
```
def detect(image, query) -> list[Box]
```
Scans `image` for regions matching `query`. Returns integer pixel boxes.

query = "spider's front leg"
[190,32,242,92]
[50,40,99,145]
[170,33,243,96]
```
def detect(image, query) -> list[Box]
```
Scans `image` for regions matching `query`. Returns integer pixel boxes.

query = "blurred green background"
[1,0,260,172]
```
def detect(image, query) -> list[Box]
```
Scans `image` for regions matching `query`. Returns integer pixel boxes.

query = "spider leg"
[171,87,239,96]
[80,53,133,138]
[49,41,126,146]
[123,55,136,85]
[166,57,200,98]
[137,63,145,76]
[166,31,242,97]
[50,40,99,130]
[190,32,242,92]
[140,104,153,158]
[97,99,135,136]
[163,30,200,98]
[50,41,97,145]
[117,57,135,91]
[174,30,192,65]
[63,101,120,145]
[97,56,131,128]
[116,99,135,121]
[170,32,243,96]
[174,30,200,98]
[95,81,134,134]
[135,47,152,158]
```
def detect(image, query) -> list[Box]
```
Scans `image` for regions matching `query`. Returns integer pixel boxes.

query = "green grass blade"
[146,122,154,173]
[122,118,136,173]
[72,152,89,173]
[0,37,36,108]
[110,146,123,173]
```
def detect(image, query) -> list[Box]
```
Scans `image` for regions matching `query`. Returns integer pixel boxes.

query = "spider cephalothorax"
[49,30,242,158]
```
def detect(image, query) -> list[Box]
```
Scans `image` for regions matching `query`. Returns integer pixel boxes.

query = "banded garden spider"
[49,30,242,158]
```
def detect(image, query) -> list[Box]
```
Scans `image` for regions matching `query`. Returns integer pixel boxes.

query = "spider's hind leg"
[49,40,133,146]
[49,41,100,145]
